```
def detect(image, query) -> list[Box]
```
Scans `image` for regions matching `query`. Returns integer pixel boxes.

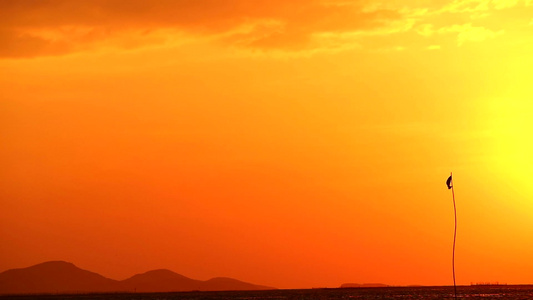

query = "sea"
[2,286,533,300]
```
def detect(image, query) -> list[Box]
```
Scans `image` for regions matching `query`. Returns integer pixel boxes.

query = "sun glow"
[486,96,533,204]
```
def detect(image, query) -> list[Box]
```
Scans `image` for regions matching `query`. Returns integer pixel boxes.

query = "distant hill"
[119,269,202,292]
[0,261,118,294]
[0,261,274,295]
[119,269,271,292]
[200,277,272,291]
[340,283,389,288]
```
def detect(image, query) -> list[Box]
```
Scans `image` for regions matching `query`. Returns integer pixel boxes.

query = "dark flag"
[446,175,453,189]
[447,172,457,300]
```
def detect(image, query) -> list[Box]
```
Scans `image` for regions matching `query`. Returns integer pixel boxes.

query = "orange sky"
[2,0,533,289]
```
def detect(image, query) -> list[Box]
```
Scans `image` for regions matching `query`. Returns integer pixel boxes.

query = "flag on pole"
[447,172,457,300]
[446,175,453,189]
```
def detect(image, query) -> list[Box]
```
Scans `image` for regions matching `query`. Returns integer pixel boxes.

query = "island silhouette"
[0,261,274,295]
[340,283,389,288]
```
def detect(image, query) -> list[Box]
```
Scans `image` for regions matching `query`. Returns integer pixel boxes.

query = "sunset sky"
[2,0,533,289]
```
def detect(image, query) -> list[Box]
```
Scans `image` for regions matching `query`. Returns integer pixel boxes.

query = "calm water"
[2,286,533,300]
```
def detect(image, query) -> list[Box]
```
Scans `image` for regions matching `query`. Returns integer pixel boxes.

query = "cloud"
[4,0,528,58]
[441,0,530,13]
[416,24,435,37]
[492,0,521,9]
[0,0,407,58]
[443,0,492,13]
[439,23,504,45]
[0,29,70,58]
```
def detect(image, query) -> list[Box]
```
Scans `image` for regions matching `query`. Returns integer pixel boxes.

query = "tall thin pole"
[451,172,457,300]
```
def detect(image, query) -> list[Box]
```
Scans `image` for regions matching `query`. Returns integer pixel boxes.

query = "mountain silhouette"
[200,277,272,291]
[0,261,118,294]
[120,269,203,292]
[0,261,274,295]
[340,283,389,288]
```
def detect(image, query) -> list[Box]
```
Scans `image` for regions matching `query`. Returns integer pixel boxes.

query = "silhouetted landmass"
[200,277,272,291]
[340,283,389,288]
[120,269,202,292]
[0,261,274,295]
[0,261,118,294]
